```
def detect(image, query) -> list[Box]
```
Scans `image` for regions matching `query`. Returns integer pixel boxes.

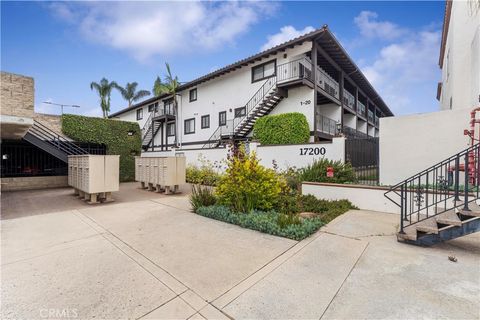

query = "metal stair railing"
[27,120,88,156]
[384,143,480,234]
[141,111,155,144]
[203,76,277,148]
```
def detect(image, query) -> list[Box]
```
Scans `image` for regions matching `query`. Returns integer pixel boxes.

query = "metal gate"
[345,137,379,185]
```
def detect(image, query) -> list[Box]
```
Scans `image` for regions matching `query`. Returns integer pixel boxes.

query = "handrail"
[28,120,88,155]
[384,143,480,233]
[203,76,277,148]
[232,75,277,135]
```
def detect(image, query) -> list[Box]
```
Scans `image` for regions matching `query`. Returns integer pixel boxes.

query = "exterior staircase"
[141,111,161,150]
[23,120,88,163]
[384,143,480,246]
[203,76,284,148]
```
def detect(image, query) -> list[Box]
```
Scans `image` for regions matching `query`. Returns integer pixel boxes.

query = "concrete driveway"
[2,183,479,319]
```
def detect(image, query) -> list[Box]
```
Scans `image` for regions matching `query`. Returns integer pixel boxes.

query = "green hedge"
[61,114,141,182]
[253,112,310,145]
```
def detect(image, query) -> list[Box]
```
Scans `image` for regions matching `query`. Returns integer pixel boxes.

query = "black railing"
[28,120,88,156]
[385,143,480,234]
[277,58,312,83]
[316,114,338,136]
[203,76,277,148]
[345,137,379,186]
[342,126,369,139]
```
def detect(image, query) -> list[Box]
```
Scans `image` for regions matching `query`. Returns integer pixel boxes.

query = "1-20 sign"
[299,147,326,156]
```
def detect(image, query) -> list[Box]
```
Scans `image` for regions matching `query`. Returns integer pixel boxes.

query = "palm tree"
[156,63,180,145]
[90,78,118,118]
[153,76,163,97]
[115,82,150,108]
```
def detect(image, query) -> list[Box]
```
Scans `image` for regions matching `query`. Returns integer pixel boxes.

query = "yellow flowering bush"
[215,145,286,212]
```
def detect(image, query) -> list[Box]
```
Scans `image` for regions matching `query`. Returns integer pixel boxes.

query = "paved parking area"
[2,183,479,319]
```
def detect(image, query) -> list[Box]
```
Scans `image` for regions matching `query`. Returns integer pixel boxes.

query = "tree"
[156,63,181,145]
[115,82,150,108]
[153,76,163,97]
[90,78,118,118]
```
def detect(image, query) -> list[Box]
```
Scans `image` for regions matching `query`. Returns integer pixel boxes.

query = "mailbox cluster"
[68,155,120,203]
[135,156,186,194]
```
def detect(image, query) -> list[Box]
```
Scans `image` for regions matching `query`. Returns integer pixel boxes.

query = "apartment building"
[110,26,393,151]
[437,0,480,110]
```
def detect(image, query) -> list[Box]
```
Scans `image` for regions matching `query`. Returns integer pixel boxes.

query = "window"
[164,99,174,115]
[201,115,210,129]
[167,123,175,137]
[184,118,195,134]
[252,60,276,82]
[219,111,227,126]
[148,102,158,112]
[189,88,197,102]
[136,108,143,120]
[234,107,246,118]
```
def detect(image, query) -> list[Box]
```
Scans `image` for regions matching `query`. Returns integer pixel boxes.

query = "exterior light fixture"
[127,131,134,136]
[336,122,342,134]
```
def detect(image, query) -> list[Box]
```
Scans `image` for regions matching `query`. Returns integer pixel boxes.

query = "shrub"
[215,145,286,212]
[299,158,356,184]
[62,114,141,182]
[299,194,356,224]
[196,205,323,241]
[186,165,223,186]
[190,185,217,213]
[253,113,310,145]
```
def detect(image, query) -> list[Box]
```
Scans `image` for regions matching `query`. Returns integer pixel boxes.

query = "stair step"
[435,209,462,226]
[415,218,439,234]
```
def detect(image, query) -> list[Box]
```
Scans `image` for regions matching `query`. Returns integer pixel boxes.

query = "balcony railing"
[357,101,366,117]
[153,105,176,117]
[315,66,339,100]
[375,115,379,127]
[368,110,374,123]
[342,125,369,139]
[343,90,355,110]
[277,58,313,84]
[316,114,338,136]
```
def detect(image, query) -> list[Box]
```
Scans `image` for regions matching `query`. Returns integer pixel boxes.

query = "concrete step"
[415,218,439,234]
[435,209,462,226]
[459,202,480,217]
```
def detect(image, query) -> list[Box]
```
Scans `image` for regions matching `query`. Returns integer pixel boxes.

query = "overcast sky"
[1,1,444,117]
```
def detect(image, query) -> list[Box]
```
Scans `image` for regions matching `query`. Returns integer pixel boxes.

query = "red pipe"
[467,107,480,185]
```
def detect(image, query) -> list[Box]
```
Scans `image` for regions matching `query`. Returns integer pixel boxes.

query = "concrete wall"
[1,71,34,118]
[439,1,480,111]
[1,176,68,191]
[142,138,345,171]
[379,108,471,185]
[302,182,400,214]
[252,138,345,170]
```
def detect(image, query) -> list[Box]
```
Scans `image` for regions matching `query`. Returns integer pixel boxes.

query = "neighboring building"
[0,71,104,191]
[110,26,393,151]
[380,0,480,185]
[438,0,480,110]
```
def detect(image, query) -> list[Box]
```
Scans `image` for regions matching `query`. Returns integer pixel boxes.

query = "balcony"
[315,66,339,100]
[367,110,374,124]
[343,90,355,110]
[316,114,338,137]
[277,58,313,84]
[357,101,366,118]
[152,105,176,119]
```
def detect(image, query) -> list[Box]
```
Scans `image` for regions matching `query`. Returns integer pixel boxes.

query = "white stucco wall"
[252,137,345,170]
[302,182,400,214]
[379,108,471,186]
[269,85,315,131]
[439,1,480,111]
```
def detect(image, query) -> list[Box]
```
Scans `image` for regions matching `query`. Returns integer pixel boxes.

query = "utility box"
[135,156,186,194]
[68,155,120,203]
